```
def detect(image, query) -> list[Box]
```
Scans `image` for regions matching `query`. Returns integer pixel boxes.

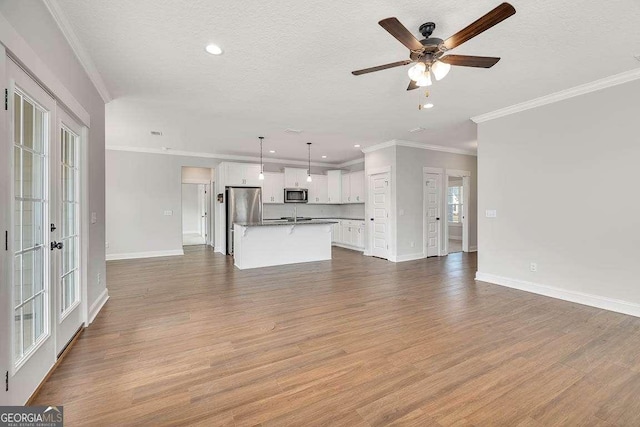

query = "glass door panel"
[13,90,48,362]
[59,126,79,315]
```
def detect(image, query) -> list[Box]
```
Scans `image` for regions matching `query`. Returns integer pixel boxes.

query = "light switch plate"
[91,212,97,223]
[485,210,497,218]
[164,210,173,216]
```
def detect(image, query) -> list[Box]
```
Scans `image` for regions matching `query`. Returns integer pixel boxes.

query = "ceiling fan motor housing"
[419,22,436,38]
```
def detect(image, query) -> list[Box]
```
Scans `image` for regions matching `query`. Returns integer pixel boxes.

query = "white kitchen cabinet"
[309,174,328,204]
[332,219,365,250]
[284,168,309,188]
[331,220,341,243]
[340,222,352,246]
[327,170,342,204]
[341,174,350,203]
[263,172,284,204]
[225,163,262,187]
[349,171,365,203]
[355,222,364,248]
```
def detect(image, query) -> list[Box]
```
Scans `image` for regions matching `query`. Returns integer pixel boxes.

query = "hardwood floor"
[32,246,640,426]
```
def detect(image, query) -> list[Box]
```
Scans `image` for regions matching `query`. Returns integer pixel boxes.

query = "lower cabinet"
[330,219,365,251]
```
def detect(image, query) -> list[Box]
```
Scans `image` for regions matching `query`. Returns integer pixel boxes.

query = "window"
[447,185,463,223]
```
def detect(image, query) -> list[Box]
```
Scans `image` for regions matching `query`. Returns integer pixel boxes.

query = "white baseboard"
[475,272,640,318]
[469,246,478,252]
[389,252,425,263]
[106,249,184,261]
[88,288,109,324]
[332,243,364,252]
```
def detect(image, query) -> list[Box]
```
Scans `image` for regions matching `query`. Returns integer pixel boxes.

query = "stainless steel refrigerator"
[226,186,262,255]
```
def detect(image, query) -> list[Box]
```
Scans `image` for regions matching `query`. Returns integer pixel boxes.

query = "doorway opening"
[445,171,470,254]
[181,167,214,247]
[447,176,464,253]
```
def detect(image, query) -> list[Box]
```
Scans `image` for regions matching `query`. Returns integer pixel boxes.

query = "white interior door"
[8,59,57,404]
[370,172,390,259]
[54,108,84,354]
[424,173,442,257]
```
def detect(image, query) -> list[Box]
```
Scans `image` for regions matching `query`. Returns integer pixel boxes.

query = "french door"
[55,109,83,354]
[8,58,84,404]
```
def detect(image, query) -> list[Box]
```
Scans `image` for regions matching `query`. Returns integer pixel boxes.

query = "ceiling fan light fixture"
[416,71,432,87]
[407,62,426,81]
[432,60,451,81]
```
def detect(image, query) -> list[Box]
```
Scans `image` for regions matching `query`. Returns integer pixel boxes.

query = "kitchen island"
[233,220,337,270]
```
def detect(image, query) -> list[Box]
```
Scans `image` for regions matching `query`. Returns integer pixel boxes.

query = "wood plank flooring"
[32,246,640,426]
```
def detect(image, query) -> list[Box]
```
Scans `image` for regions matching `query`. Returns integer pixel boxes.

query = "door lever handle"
[50,241,63,250]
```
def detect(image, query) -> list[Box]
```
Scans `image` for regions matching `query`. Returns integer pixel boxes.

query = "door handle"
[436,218,440,221]
[50,223,57,232]
[370,218,374,221]
[50,241,63,251]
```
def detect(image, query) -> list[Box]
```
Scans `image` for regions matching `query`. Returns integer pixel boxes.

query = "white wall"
[395,146,477,258]
[477,79,640,316]
[181,184,201,234]
[182,166,212,183]
[106,150,221,259]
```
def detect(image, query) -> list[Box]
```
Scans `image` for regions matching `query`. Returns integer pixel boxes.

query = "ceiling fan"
[351,3,516,91]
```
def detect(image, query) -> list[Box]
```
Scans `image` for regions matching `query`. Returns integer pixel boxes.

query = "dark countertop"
[263,217,365,221]
[235,219,338,227]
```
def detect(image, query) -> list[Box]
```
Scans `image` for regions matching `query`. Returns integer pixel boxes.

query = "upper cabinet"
[284,168,309,188]
[263,172,284,204]
[349,171,364,203]
[308,175,328,204]
[327,170,342,204]
[225,162,262,187]
[339,170,364,203]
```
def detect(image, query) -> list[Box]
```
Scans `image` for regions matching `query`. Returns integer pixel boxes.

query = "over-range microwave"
[284,188,308,203]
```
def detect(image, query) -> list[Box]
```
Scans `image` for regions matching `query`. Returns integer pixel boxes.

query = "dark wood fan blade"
[352,60,412,76]
[440,55,501,68]
[443,3,516,50]
[379,18,424,51]
[407,80,418,91]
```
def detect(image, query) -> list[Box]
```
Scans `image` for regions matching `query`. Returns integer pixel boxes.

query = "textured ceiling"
[56,0,640,163]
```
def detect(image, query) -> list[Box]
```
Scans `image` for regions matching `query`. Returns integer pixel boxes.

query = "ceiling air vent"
[150,131,163,136]
[284,128,302,134]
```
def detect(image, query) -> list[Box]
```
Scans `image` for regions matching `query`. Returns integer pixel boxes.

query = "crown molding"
[105,145,357,168]
[336,158,365,168]
[362,139,477,156]
[472,67,640,124]
[43,0,112,103]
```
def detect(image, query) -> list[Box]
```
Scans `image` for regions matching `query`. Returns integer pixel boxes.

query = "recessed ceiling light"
[354,144,361,148]
[285,128,302,134]
[409,127,425,133]
[205,44,223,55]
[423,103,434,109]
[322,155,327,159]
[269,150,276,153]
[150,131,163,136]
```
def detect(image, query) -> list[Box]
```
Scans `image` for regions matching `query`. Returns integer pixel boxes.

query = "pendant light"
[306,142,312,183]
[258,136,265,180]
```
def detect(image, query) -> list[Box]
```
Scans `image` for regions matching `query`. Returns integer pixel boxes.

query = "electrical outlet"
[91,212,97,224]
[530,262,537,272]
[97,273,101,285]
[410,241,415,248]
[105,242,109,249]
[485,210,497,218]
[163,210,173,216]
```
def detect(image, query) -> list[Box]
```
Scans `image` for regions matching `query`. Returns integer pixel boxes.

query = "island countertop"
[234,220,338,227]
